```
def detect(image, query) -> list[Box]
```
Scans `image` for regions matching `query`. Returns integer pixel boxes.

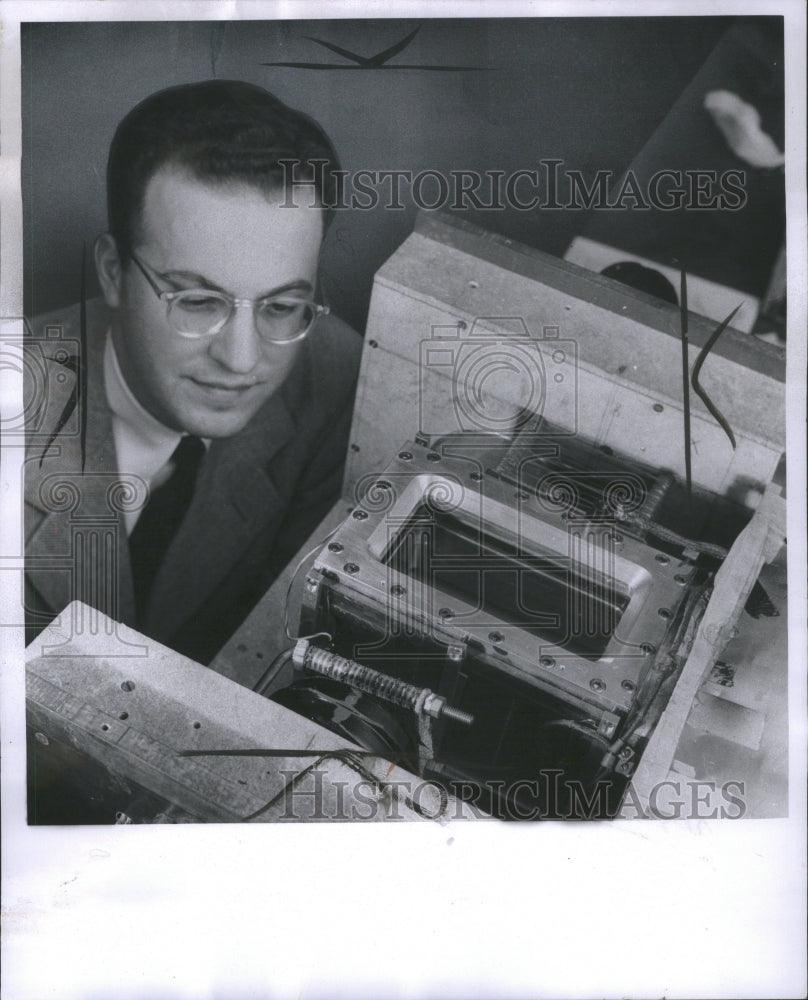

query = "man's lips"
[188,375,263,393]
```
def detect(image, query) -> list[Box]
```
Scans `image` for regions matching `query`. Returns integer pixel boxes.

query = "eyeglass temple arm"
[129,252,166,299]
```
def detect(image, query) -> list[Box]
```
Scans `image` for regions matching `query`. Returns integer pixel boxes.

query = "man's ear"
[95,233,124,308]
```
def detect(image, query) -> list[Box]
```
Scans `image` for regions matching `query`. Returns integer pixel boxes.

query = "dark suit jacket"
[25,298,362,664]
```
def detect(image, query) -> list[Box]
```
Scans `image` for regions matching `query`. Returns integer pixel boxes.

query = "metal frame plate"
[313,438,693,719]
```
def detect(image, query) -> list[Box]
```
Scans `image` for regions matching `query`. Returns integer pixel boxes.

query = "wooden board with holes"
[26,605,473,823]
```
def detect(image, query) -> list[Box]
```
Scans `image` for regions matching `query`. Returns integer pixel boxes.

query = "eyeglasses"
[129,251,329,343]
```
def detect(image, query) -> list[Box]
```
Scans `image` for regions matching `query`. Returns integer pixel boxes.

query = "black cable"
[537,719,611,747]
[252,647,294,697]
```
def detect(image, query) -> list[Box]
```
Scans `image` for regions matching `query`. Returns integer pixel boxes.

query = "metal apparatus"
[292,637,473,771]
[273,427,755,819]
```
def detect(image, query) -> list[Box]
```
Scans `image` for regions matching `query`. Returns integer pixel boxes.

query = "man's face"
[106,166,323,438]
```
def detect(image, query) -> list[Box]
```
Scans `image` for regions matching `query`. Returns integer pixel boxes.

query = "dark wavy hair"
[107,79,340,260]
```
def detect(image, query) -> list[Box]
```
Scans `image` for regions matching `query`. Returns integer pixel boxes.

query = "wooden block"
[27,606,477,823]
[687,692,767,751]
[629,485,786,807]
[565,235,760,333]
[347,213,784,501]
[670,759,697,778]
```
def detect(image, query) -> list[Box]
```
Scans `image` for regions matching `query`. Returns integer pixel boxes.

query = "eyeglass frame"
[127,249,329,344]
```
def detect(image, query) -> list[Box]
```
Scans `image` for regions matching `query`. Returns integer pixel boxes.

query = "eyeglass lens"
[168,291,316,341]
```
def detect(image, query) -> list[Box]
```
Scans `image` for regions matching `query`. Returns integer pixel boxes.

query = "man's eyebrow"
[161,270,314,299]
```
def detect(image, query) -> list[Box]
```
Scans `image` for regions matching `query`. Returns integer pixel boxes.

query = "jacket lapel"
[25,310,138,628]
[141,389,297,643]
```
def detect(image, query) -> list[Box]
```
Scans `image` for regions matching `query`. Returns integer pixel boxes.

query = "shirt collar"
[104,331,184,486]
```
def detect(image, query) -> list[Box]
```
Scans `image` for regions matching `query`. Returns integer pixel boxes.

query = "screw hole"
[655,554,670,564]
[121,680,135,692]
[101,723,110,732]
[119,712,129,721]
[540,655,555,668]
[193,721,201,730]
[653,403,664,413]
[488,630,504,644]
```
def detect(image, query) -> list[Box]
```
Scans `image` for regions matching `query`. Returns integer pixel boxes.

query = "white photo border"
[2,3,806,999]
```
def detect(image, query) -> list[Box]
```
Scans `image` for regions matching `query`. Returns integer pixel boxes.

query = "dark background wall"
[24,16,762,333]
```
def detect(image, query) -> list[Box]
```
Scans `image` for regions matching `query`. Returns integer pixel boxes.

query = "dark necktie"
[129,435,205,620]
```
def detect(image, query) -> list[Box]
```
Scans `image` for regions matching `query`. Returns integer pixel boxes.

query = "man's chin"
[175,400,262,439]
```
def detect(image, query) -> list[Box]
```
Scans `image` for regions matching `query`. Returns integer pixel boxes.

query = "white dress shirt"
[104,333,206,534]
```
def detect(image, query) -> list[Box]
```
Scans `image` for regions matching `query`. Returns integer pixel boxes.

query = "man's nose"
[207,301,262,374]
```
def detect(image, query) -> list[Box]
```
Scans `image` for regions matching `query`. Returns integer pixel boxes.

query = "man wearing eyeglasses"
[25,81,361,665]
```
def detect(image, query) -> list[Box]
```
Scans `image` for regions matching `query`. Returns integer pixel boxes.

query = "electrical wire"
[691,303,742,451]
[282,523,342,644]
